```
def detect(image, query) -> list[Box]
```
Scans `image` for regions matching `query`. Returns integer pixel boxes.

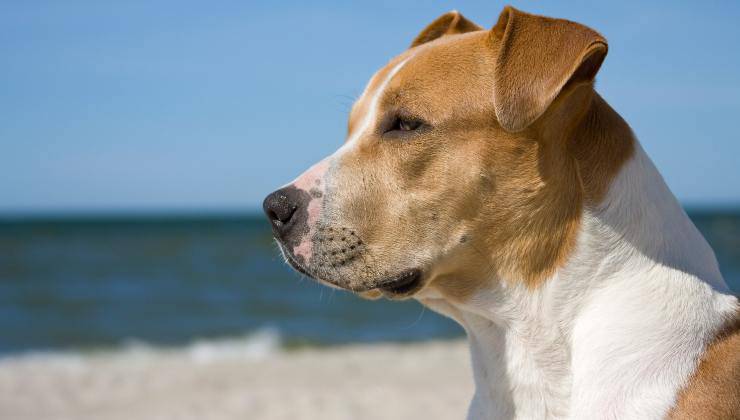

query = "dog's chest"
[460,309,572,420]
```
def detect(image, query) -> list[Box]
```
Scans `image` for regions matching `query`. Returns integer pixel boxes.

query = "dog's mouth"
[377,269,424,297]
[278,242,423,297]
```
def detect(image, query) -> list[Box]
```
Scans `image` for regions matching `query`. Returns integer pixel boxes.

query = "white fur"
[418,142,737,420]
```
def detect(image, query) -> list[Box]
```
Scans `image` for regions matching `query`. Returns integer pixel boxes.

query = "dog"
[263,6,739,420]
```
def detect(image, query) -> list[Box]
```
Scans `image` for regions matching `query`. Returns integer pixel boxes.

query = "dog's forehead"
[348,31,494,132]
[396,31,493,86]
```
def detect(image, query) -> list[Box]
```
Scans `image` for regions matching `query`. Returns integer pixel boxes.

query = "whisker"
[402,303,427,330]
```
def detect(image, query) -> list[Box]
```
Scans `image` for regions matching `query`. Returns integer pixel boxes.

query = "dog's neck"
[419,105,734,419]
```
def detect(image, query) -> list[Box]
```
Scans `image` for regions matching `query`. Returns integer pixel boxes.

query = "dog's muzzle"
[263,186,425,298]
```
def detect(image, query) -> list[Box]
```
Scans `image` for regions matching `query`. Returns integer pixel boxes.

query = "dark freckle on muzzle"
[314,226,367,270]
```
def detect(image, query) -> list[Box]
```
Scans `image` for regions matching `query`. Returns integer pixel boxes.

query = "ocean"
[0,210,738,356]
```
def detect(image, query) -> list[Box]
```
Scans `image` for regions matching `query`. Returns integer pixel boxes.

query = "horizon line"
[1,202,740,223]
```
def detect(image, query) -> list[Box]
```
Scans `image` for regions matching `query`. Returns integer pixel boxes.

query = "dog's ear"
[491,6,608,133]
[411,11,483,48]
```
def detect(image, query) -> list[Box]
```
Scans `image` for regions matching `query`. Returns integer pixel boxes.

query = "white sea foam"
[186,327,282,364]
[0,327,284,367]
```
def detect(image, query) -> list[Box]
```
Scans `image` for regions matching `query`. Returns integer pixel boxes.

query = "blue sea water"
[0,210,738,356]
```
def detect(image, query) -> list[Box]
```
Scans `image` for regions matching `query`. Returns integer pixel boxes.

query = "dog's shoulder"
[669,308,740,420]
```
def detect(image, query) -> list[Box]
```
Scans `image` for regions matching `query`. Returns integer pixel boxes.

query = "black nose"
[262,186,309,239]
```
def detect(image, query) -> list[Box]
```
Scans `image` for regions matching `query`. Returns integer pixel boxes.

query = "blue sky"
[1,1,739,214]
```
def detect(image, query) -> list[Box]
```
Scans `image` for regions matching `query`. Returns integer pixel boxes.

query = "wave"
[0,327,284,366]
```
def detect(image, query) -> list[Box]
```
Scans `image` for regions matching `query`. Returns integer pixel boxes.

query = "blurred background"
[1,0,739,365]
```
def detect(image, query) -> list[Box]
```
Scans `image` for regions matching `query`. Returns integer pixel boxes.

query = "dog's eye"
[396,118,421,131]
[386,116,423,135]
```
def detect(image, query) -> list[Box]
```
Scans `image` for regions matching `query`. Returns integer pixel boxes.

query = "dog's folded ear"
[411,11,483,48]
[491,6,608,133]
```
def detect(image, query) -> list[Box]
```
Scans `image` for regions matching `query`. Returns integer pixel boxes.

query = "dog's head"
[264,7,630,301]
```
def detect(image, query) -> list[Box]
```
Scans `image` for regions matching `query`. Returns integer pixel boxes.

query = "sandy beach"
[0,337,473,420]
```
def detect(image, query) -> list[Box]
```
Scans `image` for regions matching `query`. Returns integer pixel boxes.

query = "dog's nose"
[263,187,303,237]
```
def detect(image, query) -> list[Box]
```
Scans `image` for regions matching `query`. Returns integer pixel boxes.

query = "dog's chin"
[277,243,424,300]
[347,268,426,300]
[342,269,428,301]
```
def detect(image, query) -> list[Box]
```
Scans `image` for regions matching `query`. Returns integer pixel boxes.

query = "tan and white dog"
[263,7,739,420]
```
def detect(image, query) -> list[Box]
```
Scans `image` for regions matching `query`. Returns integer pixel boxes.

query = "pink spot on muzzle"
[290,159,329,263]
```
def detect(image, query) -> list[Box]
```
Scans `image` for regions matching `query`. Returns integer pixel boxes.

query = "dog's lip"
[280,244,311,277]
[377,269,423,295]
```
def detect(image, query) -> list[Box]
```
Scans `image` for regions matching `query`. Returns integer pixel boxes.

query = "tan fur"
[669,309,740,419]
